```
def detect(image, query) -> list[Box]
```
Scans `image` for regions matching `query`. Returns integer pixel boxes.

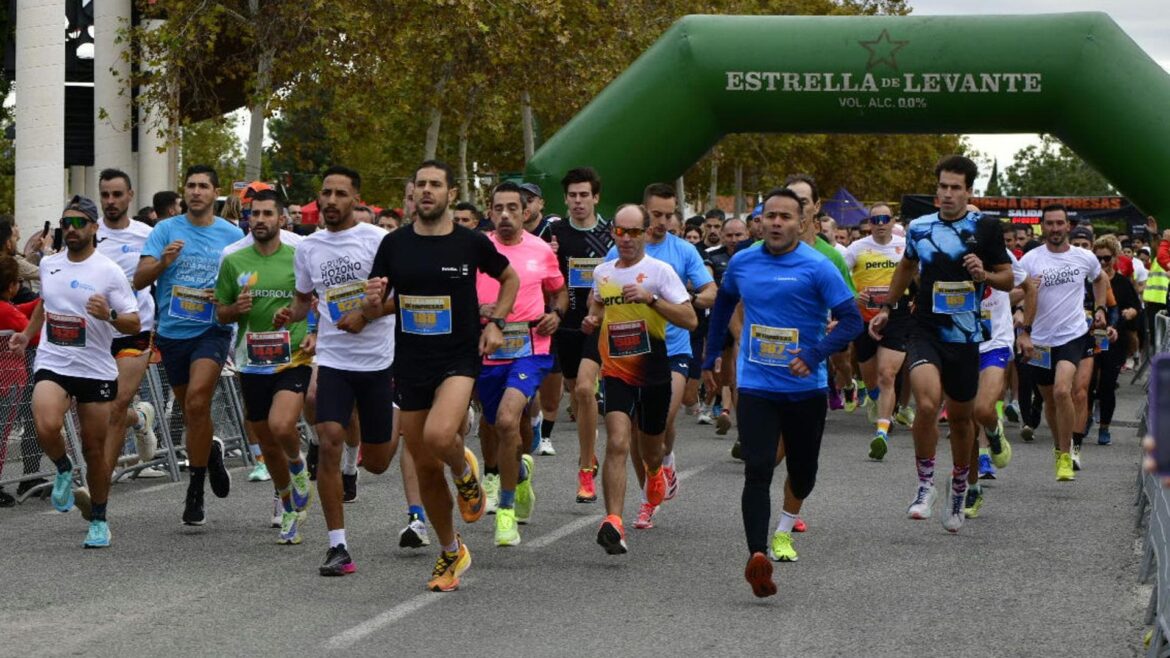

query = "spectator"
[153,190,182,221]
[0,217,40,303]
[0,254,42,504]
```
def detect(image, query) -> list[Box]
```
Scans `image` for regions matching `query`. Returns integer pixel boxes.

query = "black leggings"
[1088,343,1126,427]
[1016,354,1044,428]
[738,391,827,555]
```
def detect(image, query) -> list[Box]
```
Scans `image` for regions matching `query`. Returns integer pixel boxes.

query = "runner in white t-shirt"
[1017,205,1110,482]
[10,196,140,549]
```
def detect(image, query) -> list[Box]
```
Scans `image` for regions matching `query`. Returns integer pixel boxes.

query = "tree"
[1002,135,1115,196]
[180,114,246,188]
[985,159,1003,197]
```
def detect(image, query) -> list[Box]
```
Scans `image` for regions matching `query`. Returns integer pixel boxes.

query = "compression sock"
[916,457,935,486]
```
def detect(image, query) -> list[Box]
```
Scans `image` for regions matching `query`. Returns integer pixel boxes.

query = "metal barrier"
[1137,312,1170,656]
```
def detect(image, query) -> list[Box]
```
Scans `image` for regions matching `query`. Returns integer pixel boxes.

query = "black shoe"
[307,443,319,481]
[730,440,743,461]
[319,544,356,576]
[207,437,231,499]
[343,473,358,503]
[16,478,47,498]
[0,488,14,508]
[182,487,206,526]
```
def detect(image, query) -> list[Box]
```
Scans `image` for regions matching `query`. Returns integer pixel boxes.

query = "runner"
[276,166,397,574]
[582,204,697,555]
[519,182,562,457]
[10,196,140,547]
[1087,235,1139,447]
[703,187,861,597]
[869,155,1013,533]
[215,190,315,545]
[363,159,519,591]
[134,165,244,525]
[475,181,566,546]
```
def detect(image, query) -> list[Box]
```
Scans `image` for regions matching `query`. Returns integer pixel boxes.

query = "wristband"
[1095,305,1108,316]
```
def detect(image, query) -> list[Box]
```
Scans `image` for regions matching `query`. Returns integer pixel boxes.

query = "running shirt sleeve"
[542,244,565,292]
[294,244,313,295]
[107,264,139,319]
[475,231,509,279]
[214,257,240,307]
[682,243,714,290]
[141,220,170,261]
[975,216,1011,268]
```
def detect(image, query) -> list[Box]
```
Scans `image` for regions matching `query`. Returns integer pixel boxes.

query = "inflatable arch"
[525,13,1170,223]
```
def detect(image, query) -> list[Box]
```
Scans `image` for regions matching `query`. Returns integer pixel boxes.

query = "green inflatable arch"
[526,13,1170,223]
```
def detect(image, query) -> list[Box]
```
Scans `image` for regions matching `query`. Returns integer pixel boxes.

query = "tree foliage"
[1001,135,1115,197]
[180,114,246,188]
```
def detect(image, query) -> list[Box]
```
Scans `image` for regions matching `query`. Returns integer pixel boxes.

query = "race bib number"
[606,319,651,358]
[400,295,452,335]
[1093,329,1110,353]
[488,322,534,360]
[747,325,799,367]
[932,281,977,315]
[170,286,215,323]
[864,286,890,310]
[1028,345,1052,369]
[568,258,603,289]
[324,281,366,324]
[246,330,291,367]
[46,313,86,347]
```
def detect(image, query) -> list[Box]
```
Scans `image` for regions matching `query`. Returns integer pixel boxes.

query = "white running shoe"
[538,437,556,456]
[907,483,936,520]
[132,401,157,462]
[270,493,282,528]
[942,486,965,533]
[1070,445,1083,471]
[483,472,500,514]
[133,466,167,479]
[697,411,714,425]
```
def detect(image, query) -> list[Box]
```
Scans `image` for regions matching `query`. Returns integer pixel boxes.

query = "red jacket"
[0,299,39,388]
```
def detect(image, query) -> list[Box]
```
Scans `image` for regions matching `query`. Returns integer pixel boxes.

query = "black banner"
[900,195,1148,238]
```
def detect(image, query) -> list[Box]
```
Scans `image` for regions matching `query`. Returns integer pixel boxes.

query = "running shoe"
[768,531,798,562]
[942,487,964,533]
[83,519,111,549]
[132,400,157,462]
[1004,400,1021,424]
[1056,452,1076,482]
[52,470,74,512]
[277,510,301,545]
[633,502,657,529]
[793,517,807,533]
[207,437,231,499]
[1020,425,1035,442]
[291,466,312,517]
[591,453,599,476]
[867,399,880,425]
[828,387,844,411]
[537,437,556,456]
[454,448,486,523]
[978,454,997,480]
[663,464,679,501]
[1098,428,1112,446]
[399,515,431,548]
[697,410,714,425]
[988,421,1012,469]
[843,387,857,413]
[1070,446,1083,472]
[938,407,949,424]
[597,515,628,555]
[307,442,319,481]
[482,472,500,515]
[907,484,936,520]
[495,507,521,547]
[427,541,471,591]
[516,454,535,524]
[0,488,14,508]
[745,552,777,598]
[248,462,271,482]
[868,434,888,461]
[74,487,92,521]
[342,472,358,503]
[271,493,282,528]
[319,544,356,577]
[645,466,667,507]
[182,488,205,526]
[133,466,167,479]
[715,411,732,435]
[963,485,984,519]
[731,441,743,461]
[576,469,597,503]
[894,406,916,427]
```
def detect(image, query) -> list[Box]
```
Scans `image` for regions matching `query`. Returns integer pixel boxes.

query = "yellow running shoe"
[454,448,486,523]
[495,508,520,547]
[768,531,798,562]
[1055,452,1076,482]
[427,540,471,592]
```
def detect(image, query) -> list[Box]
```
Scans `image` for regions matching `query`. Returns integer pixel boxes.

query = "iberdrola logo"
[238,271,259,287]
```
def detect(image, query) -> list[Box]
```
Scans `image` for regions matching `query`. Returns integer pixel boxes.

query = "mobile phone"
[52,228,63,252]
[42,220,50,237]
[1151,354,1170,475]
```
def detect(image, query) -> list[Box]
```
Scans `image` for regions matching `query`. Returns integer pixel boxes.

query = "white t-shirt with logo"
[97,219,155,334]
[293,222,394,371]
[221,229,305,260]
[35,251,139,381]
[1018,245,1101,347]
[980,250,1028,353]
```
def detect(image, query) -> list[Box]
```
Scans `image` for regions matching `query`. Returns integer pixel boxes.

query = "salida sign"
[900,194,1146,232]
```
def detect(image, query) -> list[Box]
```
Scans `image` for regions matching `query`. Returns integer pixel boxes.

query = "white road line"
[323,462,716,650]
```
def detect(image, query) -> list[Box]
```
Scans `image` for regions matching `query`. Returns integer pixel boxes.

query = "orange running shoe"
[633,502,657,529]
[745,552,777,598]
[426,539,471,592]
[596,514,628,555]
[576,469,597,503]
[454,448,486,523]
[645,466,666,507]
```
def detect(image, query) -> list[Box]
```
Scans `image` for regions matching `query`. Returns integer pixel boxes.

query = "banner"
[900,194,1148,238]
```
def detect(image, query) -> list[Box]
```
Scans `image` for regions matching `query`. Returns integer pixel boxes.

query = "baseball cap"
[63,195,99,222]
[1069,226,1093,241]
[519,182,543,198]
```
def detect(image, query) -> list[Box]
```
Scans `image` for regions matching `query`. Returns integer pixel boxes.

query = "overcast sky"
[909,0,1168,177]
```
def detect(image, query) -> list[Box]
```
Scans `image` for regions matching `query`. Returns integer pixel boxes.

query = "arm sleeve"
[703,263,741,370]
[108,264,139,315]
[476,232,509,279]
[1159,240,1170,271]
[802,299,864,369]
[542,244,565,292]
[976,217,1010,267]
[293,243,313,295]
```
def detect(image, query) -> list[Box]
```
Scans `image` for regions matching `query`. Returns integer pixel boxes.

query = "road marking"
[323,462,715,650]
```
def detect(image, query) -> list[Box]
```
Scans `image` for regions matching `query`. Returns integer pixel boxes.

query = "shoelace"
[455,476,480,502]
[951,494,964,515]
[913,487,930,506]
[432,550,459,577]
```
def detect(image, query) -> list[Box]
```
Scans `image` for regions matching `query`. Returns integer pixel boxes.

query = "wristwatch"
[108,309,118,322]
[488,317,507,330]
[648,294,661,306]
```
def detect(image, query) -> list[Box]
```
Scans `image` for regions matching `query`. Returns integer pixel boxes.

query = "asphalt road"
[0,383,1149,657]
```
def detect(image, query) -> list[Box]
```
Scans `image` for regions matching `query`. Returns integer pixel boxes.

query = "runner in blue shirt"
[704,187,861,598]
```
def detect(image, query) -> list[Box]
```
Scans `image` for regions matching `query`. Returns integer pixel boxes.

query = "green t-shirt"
[215,243,310,374]
[752,236,856,294]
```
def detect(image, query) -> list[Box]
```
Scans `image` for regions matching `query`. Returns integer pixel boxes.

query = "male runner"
[583,204,696,555]
[135,165,243,525]
[216,190,314,544]
[364,159,519,591]
[869,155,1013,534]
[11,196,140,547]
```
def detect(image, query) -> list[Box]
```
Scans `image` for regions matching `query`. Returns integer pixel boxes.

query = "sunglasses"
[613,226,645,238]
[1097,254,1113,263]
[870,214,893,225]
[59,216,94,230]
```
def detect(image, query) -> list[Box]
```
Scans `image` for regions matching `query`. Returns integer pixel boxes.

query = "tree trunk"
[708,160,718,210]
[424,108,442,161]
[676,176,685,214]
[244,0,269,181]
[734,164,744,218]
[459,115,471,202]
[521,90,535,163]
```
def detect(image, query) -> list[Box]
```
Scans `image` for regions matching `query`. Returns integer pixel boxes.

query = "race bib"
[932,281,977,315]
[606,319,651,358]
[747,325,799,367]
[324,281,366,324]
[246,330,291,367]
[568,258,603,289]
[170,286,215,323]
[1028,345,1052,369]
[1093,329,1110,353]
[864,286,890,310]
[400,295,452,335]
[46,313,86,347]
[488,322,534,360]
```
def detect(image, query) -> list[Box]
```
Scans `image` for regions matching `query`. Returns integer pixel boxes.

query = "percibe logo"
[724,28,1043,109]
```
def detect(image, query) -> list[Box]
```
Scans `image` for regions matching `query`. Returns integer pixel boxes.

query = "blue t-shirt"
[143,215,244,339]
[606,233,713,357]
[720,242,855,394]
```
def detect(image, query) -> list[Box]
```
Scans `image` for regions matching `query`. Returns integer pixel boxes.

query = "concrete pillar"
[137,19,173,201]
[15,0,65,238]
[93,0,134,193]
[68,165,86,197]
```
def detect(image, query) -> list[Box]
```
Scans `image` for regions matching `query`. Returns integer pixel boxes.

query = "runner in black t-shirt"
[364,159,518,592]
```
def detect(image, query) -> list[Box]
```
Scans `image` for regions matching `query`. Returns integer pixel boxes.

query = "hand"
[480,322,503,356]
[621,283,651,305]
[962,253,986,282]
[272,306,292,329]
[581,314,600,335]
[1092,308,1108,330]
[550,235,559,254]
[86,294,111,322]
[825,319,838,335]
[702,368,718,393]
[478,303,497,319]
[1141,436,1170,488]
[299,333,317,356]
[8,332,28,355]
[160,240,184,267]
[364,277,387,311]
[535,312,560,336]
[1017,332,1035,360]
[1106,326,1118,342]
[857,289,871,306]
[234,284,253,316]
[337,310,367,334]
[788,352,810,377]
[1123,307,1138,321]
[868,310,888,341]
